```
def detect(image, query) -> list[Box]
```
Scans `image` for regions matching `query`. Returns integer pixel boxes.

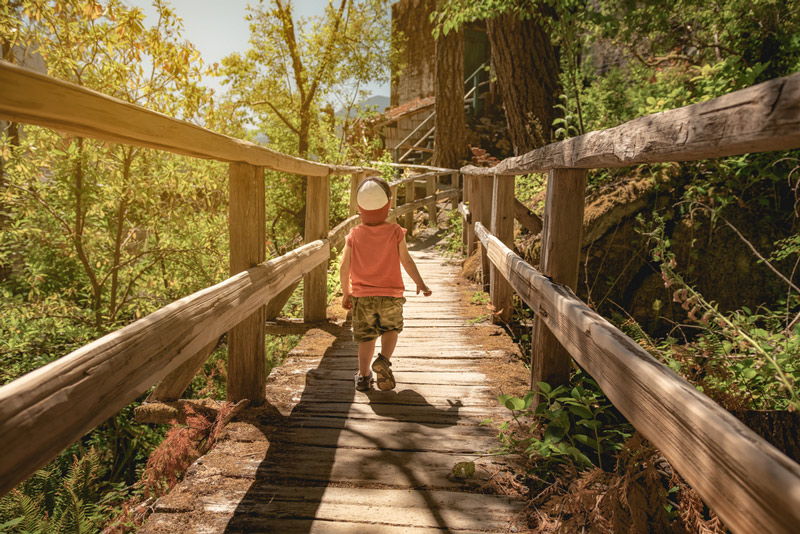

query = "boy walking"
[340,176,432,391]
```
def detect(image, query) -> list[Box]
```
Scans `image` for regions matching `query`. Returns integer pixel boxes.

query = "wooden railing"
[458,72,800,534]
[0,61,458,496]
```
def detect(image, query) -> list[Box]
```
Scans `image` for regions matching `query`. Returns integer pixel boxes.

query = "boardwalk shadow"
[223,318,471,533]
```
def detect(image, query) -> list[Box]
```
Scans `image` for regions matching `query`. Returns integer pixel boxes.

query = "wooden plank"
[144,513,503,534]
[514,197,542,234]
[532,168,587,390]
[473,222,800,534]
[0,239,329,496]
[305,368,489,385]
[193,442,495,489]
[490,175,514,324]
[147,337,219,402]
[0,61,339,177]
[460,72,800,177]
[304,176,330,322]
[261,423,499,453]
[228,163,267,404]
[286,401,498,424]
[152,485,520,531]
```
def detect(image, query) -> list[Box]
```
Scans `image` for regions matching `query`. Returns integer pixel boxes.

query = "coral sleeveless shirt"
[345,222,407,297]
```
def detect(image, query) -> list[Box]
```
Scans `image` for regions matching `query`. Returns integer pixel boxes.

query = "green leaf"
[537,382,552,395]
[568,404,593,419]
[505,396,526,411]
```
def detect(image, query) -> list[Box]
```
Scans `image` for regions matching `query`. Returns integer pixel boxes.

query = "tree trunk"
[433,28,466,168]
[487,13,560,154]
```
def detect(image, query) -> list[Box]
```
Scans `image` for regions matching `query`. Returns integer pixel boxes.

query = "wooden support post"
[460,175,469,254]
[388,183,398,223]
[404,179,416,237]
[148,337,219,402]
[304,175,330,322]
[453,171,461,206]
[426,175,437,227]
[349,171,363,216]
[466,174,478,256]
[490,174,514,324]
[227,163,266,404]
[478,175,493,292]
[532,168,588,390]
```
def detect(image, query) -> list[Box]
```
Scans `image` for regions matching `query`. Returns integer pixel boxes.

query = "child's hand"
[342,293,353,310]
[417,284,432,297]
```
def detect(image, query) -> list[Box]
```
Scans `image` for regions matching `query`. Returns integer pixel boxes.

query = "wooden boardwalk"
[142,238,526,533]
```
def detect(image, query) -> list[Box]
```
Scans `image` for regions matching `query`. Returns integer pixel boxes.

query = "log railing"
[0,60,459,495]
[458,72,800,534]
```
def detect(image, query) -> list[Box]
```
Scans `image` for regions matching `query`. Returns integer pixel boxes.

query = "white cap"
[357,179,390,210]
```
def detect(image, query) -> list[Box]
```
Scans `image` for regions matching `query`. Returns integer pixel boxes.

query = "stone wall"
[390,0,436,108]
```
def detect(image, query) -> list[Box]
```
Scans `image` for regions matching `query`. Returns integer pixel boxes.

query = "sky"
[123,0,390,98]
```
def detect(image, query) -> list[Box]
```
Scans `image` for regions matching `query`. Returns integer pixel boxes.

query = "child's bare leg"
[379,330,399,360]
[358,339,377,376]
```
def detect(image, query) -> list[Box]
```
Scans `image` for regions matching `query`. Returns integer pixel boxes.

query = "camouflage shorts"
[351,296,406,342]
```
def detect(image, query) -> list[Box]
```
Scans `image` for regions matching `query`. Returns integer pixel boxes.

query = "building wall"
[390,0,436,108]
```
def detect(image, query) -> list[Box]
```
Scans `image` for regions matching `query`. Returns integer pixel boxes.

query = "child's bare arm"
[340,243,353,309]
[398,239,431,296]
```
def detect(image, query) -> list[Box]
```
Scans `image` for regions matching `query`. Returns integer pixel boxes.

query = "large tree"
[432,26,466,168]
[433,0,562,154]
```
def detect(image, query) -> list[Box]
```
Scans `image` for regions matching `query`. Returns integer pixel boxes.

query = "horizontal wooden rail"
[0,61,376,177]
[371,161,455,173]
[461,72,800,176]
[329,188,458,250]
[472,222,800,534]
[0,239,329,496]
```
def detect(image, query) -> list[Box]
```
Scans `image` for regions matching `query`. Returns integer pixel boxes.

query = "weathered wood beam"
[304,176,330,322]
[490,175,514,324]
[460,72,800,176]
[465,175,478,256]
[265,281,300,320]
[426,175,437,228]
[228,163,267,404]
[0,239,329,496]
[404,179,416,237]
[514,198,543,235]
[328,214,361,251]
[0,61,376,177]
[473,221,800,534]
[532,168,588,389]
[147,337,219,403]
[389,190,457,221]
[372,162,455,174]
[134,398,248,426]
[478,176,493,291]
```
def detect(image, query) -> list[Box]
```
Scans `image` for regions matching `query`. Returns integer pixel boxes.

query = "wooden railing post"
[426,174,437,227]
[388,182,398,223]
[404,178,416,237]
[465,174,478,256]
[227,162,266,404]
[349,171,364,216]
[304,175,330,322]
[490,174,514,324]
[478,175,493,291]
[532,168,587,389]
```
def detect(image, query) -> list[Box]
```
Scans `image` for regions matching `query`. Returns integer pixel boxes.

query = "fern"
[0,448,104,534]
